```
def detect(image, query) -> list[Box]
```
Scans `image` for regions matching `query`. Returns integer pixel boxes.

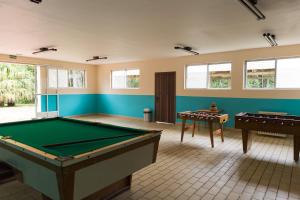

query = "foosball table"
[177,111,229,148]
[235,112,300,162]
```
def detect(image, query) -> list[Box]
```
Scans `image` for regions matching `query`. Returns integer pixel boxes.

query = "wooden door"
[155,72,176,123]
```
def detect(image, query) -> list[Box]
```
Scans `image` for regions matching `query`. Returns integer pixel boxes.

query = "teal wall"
[96,94,300,127]
[97,94,154,118]
[177,96,300,127]
[41,94,98,117]
[41,93,300,127]
[59,94,98,116]
[41,95,58,112]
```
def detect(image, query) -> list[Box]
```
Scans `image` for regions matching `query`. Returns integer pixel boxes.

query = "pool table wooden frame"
[0,118,161,200]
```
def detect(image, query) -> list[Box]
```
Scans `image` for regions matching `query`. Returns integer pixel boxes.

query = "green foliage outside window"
[0,63,35,105]
[247,76,275,88]
[246,69,275,89]
[209,69,231,89]
[210,78,230,88]
[127,75,139,88]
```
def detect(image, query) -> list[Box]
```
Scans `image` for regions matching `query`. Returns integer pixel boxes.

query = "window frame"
[57,69,70,89]
[244,56,300,90]
[47,68,86,89]
[184,64,209,90]
[68,69,87,89]
[184,62,232,90]
[47,67,59,89]
[208,62,232,90]
[111,68,140,90]
[243,58,277,90]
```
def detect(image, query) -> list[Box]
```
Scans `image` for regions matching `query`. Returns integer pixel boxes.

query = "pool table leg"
[41,194,51,200]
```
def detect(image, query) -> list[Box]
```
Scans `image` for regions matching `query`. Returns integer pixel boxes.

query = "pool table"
[0,118,161,200]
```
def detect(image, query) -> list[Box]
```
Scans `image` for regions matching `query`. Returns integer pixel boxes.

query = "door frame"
[35,65,60,118]
[154,71,176,124]
[0,61,37,122]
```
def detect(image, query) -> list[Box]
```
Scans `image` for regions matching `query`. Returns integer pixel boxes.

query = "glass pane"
[112,70,126,89]
[68,70,85,88]
[58,70,68,88]
[186,65,207,89]
[48,69,57,88]
[277,58,300,88]
[209,63,231,88]
[126,69,140,88]
[246,60,275,89]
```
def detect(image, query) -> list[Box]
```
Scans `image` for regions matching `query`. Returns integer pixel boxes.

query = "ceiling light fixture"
[86,56,108,62]
[263,33,278,46]
[238,0,265,20]
[32,47,57,54]
[174,45,199,55]
[30,0,42,4]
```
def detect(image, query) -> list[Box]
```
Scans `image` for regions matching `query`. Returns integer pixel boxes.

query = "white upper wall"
[97,44,300,99]
[1,0,300,64]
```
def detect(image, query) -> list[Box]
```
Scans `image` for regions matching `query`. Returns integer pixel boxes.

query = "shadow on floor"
[236,157,300,196]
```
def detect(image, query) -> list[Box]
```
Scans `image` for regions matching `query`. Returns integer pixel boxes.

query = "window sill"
[184,88,231,90]
[243,88,300,91]
[111,88,140,90]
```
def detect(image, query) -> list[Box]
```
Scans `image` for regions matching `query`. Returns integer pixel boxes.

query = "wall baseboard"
[66,112,100,118]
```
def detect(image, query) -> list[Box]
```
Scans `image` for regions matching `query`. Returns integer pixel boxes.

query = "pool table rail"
[0,137,60,165]
[0,129,162,167]
[0,126,162,200]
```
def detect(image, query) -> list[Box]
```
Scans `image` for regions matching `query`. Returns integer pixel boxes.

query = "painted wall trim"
[41,93,300,128]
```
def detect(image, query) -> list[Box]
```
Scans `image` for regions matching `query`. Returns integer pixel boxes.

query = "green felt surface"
[0,118,147,157]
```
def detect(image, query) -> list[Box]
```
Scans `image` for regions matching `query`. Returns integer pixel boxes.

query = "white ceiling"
[0,0,300,64]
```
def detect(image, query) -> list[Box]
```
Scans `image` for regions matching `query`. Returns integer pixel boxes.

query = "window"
[112,70,126,89]
[111,69,140,89]
[185,63,231,89]
[58,69,68,88]
[69,70,85,88]
[245,60,275,89]
[186,65,207,89]
[209,63,231,89]
[277,58,300,88]
[126,69,140,88]
[48,68,85,89]
[245,57,300,89]
[48,69,58,88]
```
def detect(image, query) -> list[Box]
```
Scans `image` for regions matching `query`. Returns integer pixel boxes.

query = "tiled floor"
[0,105,35,123]
[0,114,299,200]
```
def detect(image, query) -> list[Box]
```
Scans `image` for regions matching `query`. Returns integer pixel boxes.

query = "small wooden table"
[178,111,228,148]
[191,109,223,136]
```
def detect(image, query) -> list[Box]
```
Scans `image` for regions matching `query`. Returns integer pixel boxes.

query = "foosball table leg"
[220,124,224,142]
[192,120,196,137]
[294,135,300,162]
[209,121,214,148]
[242,129,252,153]
[181,119,186,142]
